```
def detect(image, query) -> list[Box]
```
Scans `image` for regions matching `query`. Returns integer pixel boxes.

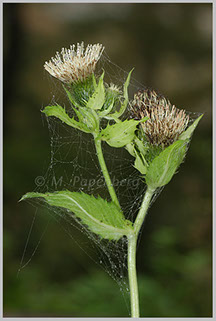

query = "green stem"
[128,235,139,317]
[128,186,155,318]
[94,135,120,209]
[133,186,155,235]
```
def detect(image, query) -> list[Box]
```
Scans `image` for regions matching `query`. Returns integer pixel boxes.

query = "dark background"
[3,3,212,317]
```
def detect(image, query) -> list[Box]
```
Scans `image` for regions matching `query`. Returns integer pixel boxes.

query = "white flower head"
[44,42,104,84]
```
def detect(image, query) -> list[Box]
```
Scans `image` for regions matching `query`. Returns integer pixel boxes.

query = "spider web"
[19,52,200,316]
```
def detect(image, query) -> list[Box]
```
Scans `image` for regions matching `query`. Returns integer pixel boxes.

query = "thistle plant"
[21,42,203,318]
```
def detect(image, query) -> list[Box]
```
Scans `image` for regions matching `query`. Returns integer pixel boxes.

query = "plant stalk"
[128,235,139,317]
[94,136,120,209]
[128,186,155,317]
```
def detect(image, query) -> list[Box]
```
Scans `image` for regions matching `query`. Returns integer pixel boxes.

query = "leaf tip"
[100,70,105,80]
[41,106,52,116]
[19,195,26,202]
[19,192,45,202]
[140,116,149,123]
[129,67,135,74]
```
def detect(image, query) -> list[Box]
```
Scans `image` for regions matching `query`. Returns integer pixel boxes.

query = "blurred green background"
[3,3,212,317]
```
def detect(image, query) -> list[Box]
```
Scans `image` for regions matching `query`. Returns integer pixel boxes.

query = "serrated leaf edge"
[20,192,133,237]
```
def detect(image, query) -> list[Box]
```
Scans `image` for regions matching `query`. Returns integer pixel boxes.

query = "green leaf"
[62,84,100,132]
[134,151,147,174]
[42,105,92,133]
[125,134,149,155]
[63,85,82,109]
[134,136,148,156]
[92,73,97,90]
[77,107,99,131]
[108,68,134,118]
[86,72,105,110]
[125,142,136,157]
[71,105,85,123]
[179,114,203,141]
[99,119,140,148]
[146,140,186,188]
[98,98,115,117]
[21,191,133,240]
[126,137,148,174]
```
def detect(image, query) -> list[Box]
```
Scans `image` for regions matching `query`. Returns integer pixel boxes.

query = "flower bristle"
[44,42,104,84]
[108,83,121,94]
[131,89,189,147]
